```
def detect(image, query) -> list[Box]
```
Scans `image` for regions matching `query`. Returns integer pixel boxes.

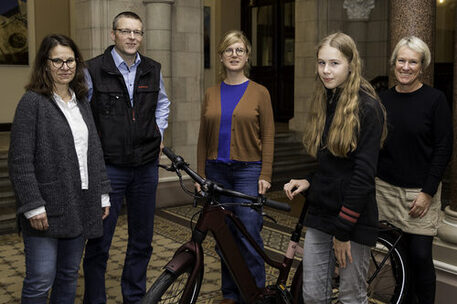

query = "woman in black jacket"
[8,34,111,304]
[283,32,386,303]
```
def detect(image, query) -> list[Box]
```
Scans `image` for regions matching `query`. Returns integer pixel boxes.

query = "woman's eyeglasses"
[223,47,246,57]
[48,58,76,69]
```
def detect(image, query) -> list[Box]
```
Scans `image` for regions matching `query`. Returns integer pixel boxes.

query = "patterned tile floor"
[0,192,305,304]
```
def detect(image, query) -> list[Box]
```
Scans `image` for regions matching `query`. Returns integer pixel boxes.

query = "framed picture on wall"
[0,0,28,65]
[204,6,210,69]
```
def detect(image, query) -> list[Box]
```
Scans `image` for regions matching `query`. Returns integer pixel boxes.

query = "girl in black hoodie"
[283,32,386,303]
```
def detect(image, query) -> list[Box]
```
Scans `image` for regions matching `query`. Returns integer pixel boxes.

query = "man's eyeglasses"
[115,28,144,37]
[223,47,246,57]
[48,58,76,69]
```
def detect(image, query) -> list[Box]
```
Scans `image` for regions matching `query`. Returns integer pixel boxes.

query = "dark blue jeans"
[22,234,85,304]
[205,161,265,303]
[83,161,158,304]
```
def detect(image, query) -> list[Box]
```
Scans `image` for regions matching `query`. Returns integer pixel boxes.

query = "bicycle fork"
[162,236,205,302]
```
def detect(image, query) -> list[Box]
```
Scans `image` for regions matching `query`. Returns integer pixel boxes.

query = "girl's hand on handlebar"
[283,179,310,200]
[258,179,271,194]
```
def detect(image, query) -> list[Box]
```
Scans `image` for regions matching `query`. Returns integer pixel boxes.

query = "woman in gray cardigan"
[8,34,111,304]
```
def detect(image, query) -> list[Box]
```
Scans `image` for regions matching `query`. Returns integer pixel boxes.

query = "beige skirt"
[375,177,441,236]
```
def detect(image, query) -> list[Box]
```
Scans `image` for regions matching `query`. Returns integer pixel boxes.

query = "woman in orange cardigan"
[196,30,274,304]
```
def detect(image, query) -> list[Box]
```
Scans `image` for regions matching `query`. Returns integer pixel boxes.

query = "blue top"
[85,48,170,139]
[216,80,249,162]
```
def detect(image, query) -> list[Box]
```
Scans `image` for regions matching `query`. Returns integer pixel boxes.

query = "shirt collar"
[53,89,76,106]
[111,47,141,69]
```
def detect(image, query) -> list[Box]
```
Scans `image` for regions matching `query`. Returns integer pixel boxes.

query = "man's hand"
[160,142,164,156]
[409,192,432,218]
[283,179,310,200]
[333,237,352,268]
[258,179,271,194]
[29,212,49,231]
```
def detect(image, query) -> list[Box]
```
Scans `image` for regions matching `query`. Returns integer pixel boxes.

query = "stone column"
[438,3,457,245]
[168,0,203,166]
[143,0,174,147]
[143,0,174,86]
[389,0,435,86]
[289,0,319,135]
[449,3,457,213]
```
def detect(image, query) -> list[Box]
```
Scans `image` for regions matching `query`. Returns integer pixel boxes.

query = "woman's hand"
[409,192,432,218]
[258,180,271,194]
[102,206,110,220]
[195,182,202,194]
[283,179,310,200]
[29,212,49,231]
[333,237,352,268]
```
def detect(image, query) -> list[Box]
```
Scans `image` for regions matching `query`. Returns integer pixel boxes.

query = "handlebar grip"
[162,147,177,162]
[264,199,291,212]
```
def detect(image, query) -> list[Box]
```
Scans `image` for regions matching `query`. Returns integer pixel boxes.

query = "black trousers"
[402,233,436,304]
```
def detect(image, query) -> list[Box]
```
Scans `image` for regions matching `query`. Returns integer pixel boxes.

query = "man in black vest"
[82,11,170,304]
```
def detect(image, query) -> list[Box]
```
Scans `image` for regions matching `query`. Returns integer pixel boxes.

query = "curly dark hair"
[25,34,88,100]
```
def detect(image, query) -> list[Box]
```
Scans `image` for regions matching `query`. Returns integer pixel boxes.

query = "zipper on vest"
[132,109,136,121]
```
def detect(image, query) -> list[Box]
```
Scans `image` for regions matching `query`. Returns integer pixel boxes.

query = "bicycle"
[141,147,409,304]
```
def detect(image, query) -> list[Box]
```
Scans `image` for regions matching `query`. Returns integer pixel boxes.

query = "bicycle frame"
[368,221,404,284]
[149,148,409,304]
[165,200,301,303]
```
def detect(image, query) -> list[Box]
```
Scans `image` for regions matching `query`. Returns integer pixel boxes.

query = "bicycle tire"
[141,268,203,304]
[367,232,409,304]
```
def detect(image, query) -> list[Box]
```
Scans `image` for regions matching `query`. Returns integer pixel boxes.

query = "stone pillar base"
[438,206,457,245]
[434,206,457,303]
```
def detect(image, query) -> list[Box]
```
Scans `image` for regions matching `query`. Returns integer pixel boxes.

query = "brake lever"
[158,163,175,171]
[262,212,277,224]
[193,190,206,207]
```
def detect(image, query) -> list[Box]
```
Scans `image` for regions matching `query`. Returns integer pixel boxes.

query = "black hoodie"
[304,89,384,246]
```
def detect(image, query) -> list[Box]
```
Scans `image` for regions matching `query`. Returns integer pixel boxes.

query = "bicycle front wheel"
[367,232,409,304]
[141,268,203,304]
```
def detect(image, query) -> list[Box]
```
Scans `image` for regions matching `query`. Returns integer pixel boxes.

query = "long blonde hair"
[304,32,385,158]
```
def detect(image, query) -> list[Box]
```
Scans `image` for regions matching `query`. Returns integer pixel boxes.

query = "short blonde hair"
[217,30,252,82]
[390,36,431,69]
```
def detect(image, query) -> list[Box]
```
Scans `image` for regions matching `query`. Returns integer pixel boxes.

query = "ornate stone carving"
[343,0,375,21]
[143,0,175,4]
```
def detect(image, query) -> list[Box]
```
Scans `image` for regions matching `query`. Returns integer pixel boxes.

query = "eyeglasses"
[223,47,246,57]
[115,28,144,37]
[47,57,76,69]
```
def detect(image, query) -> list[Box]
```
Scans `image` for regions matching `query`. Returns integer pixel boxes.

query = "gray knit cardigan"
[8,91,111,239]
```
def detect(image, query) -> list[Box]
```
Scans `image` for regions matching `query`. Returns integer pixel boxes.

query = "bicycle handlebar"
[162,147,291,212]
